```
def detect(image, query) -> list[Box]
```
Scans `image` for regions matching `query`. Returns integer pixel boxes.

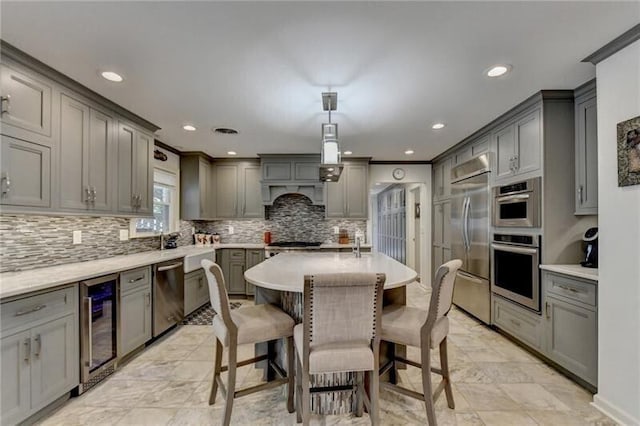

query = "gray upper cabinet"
[117,122,153,216]
[0,63,52,144]
[432,157,452,201]
[575,81,598,215]
[325,160,368,219]
[494,108,542,183]
[241,163,263,218]
[180,154,213,220]
[214,163,239,218]
[0,135,51,208]
[59,95,115,212]
[454,135,490,165]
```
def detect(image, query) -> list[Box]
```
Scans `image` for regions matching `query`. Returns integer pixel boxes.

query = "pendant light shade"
[319,92,343,182]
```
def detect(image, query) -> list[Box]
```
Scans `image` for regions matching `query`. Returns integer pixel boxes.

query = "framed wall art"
[617,115,640,187]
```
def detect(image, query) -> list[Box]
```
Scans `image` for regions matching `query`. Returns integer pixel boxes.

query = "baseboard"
[592,394,640,426]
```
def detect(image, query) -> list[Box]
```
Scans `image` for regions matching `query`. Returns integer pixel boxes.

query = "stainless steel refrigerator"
[450,154,491,324]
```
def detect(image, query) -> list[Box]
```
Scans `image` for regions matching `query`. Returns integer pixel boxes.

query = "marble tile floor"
[38,282,615,425]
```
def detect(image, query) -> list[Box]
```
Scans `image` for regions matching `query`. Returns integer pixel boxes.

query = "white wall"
[593,39,640,426]
[368,164,432,286]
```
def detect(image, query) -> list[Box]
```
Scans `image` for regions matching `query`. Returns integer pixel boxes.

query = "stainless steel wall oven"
[78,273,119,393]
[493,177,541,228]
[491,234,541,312]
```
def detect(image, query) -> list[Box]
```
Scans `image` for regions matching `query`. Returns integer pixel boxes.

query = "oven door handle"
[496,193,530,203]
[491,243,539,255]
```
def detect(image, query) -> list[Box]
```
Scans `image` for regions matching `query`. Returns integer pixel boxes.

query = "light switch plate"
[72,230,82,245]
[333,226,340,234]
[119,230,129,241]
[228,225,234,235]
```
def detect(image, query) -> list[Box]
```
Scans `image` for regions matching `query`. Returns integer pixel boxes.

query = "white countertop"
[244,252,417,293]
[211,243,265,249]
[0,245,216,300]
[540,264,598,281]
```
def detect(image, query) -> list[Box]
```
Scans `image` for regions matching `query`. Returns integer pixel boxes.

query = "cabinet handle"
[15,304,47,316]
[577,185,584,205]
[146,292,151,307]
[85,186,91,203]
[24,338,31,363]
[1,95,10,115]
[557,284,580,294]
[34,334,41,357]
[91,187,97,203]
[1,172,10,197]
[198,277,204,289]
[513,155,519,171]
[128,276,145,283]
[545,301,551,319]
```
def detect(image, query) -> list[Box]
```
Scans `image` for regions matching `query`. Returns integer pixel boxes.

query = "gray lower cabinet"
[543,271,597,386]
[119,291,152,358]
[0,285,79,425]
[184,269,209,316]
[117,122,153,216]
[216,248,264,296]
[493,295,544,351]
[325,161,369,219]
[59,94,114,212]
[0,135,51,208]
[575,80,598,215]
[245,249,265,295]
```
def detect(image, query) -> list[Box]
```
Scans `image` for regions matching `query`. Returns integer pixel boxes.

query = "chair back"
[201,259,233,327]
[303,273,385,350]
[426,259,463,328]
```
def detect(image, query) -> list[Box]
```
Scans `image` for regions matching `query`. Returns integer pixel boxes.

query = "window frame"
[129,167,180,238]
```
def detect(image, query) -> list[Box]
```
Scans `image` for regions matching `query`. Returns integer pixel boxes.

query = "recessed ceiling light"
[343,151,353,155]
[432,123,446,130]
[487,65,511,78]
[101,71,123,82]
[227,151,237,156]
[405,149,414,155]
[214,127,239,135]
[182,124,196,131]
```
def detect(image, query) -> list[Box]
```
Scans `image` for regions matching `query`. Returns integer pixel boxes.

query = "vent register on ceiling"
[258,92,345,205]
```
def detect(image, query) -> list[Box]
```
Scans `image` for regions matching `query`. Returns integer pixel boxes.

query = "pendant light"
[319,92,344,182]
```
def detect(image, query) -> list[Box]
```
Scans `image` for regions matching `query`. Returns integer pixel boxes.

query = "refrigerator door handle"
[462,196,470,251]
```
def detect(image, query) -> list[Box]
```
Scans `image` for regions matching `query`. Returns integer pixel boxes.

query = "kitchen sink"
[184,250,216,273]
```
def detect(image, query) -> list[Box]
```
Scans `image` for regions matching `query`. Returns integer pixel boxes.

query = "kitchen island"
[245,251,417,415]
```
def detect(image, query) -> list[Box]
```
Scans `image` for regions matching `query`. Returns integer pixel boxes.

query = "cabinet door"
[184,271,207,316]
[30,314,78,410]
[88,109,114,211]
[346,164,368,218]
[455,146,472,165]
[575,97,598,215]
[325,178,345,218]
[433,203,444,246]
[214,164,238,218]
[433,163,444,200]
[545,296,597,386]
[0,329,31,425]
[120,288,152,357]
[442,159,452,198]
[0,64,52,139]
[245,249,264,295]
[472,135,490,156]
[495,123,515,180]
[134,131,153,215]
[0,135,51,207]
[117,123,136,213]
[515,109,541,175]
[442,200,451,249]
[59,95,90,210]
[199,159,211,218]
[241,164,263,218]
[228,261,246,295]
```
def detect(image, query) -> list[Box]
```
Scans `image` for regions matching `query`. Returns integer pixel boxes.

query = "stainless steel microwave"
[492,177,541,228]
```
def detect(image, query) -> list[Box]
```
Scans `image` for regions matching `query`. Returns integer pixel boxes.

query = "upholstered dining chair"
[379,259,463,426]
[294,272,386,426]
[201,259,296,426]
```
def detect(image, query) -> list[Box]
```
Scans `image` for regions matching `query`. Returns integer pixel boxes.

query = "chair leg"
[421,340,437,426]
[389,342,398,385]
[301,363,311,426]
[355,371,364,417]
[286,336,295,413]
[209,338,223,405]
[368,369,380,425]
[295,354,302,424]
[440,337,455,409]
[222,342,237,426]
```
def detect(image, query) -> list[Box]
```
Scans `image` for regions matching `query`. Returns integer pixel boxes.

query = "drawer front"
[493,296,543,350]
[229,249,245,260]
[544,272,596,307]
[1,285,76,332]
[120,266,151,294]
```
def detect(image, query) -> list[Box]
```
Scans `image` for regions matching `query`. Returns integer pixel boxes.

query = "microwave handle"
[491,243,539,255]
[496,193,530,202]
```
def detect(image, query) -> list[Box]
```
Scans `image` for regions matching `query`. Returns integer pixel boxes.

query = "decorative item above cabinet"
[574,79,598,215]
[0,41,159,217]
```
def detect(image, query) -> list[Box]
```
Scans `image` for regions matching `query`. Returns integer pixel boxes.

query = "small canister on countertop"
[264,231,272,245]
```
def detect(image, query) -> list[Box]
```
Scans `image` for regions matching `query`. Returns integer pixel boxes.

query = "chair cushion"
[212,304,294,346]
[294,324,374,374]
[380,304,449,349]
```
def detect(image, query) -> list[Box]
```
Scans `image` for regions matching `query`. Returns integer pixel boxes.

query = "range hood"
[259,154,325,205]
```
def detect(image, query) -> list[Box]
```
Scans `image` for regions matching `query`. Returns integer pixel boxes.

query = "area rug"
[182,301,243,325]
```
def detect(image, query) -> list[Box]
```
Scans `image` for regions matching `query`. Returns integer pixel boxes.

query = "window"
[130,169,179,237]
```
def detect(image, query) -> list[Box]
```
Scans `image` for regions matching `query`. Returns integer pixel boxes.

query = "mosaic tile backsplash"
[0,216,194,273]
[193,194,367,244]
[0,194,366,272]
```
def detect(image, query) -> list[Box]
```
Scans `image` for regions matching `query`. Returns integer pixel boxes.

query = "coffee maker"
[580,227,598,268]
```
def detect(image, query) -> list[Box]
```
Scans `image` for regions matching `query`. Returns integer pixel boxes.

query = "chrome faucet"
[353,236,362,258]
[160,233,166,251]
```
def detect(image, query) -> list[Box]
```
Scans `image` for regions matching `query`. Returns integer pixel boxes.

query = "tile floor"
[39,283,615,425]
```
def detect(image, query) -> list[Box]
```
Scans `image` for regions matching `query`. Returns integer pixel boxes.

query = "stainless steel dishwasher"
[153,260,184,337]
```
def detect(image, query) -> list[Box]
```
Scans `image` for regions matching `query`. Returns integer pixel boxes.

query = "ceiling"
[2,2,638,161]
